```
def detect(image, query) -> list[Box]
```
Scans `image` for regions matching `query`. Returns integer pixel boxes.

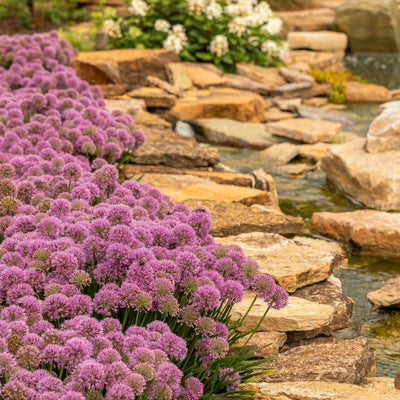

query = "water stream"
[218,60,400,377]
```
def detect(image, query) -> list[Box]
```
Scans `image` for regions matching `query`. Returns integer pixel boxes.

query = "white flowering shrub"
[100,0,286,72]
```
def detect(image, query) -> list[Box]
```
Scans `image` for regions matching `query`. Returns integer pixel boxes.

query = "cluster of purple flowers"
[0,31,289,399]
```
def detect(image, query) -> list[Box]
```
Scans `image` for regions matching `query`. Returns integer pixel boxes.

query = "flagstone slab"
[216,232,342,292]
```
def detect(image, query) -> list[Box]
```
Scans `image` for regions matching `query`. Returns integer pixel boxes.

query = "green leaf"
[195,52,213,61]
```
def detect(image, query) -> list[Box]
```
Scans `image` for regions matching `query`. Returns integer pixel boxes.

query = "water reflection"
[346,54,400,90]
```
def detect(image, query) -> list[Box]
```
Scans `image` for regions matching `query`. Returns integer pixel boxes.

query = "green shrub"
[98,0,286,73]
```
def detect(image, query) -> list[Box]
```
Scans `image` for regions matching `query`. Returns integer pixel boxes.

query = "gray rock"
[367,277,400,308]
[175,121,195,138]
[296,104,353,125]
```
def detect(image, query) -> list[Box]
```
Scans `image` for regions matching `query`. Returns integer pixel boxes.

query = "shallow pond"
[218,101,400,377]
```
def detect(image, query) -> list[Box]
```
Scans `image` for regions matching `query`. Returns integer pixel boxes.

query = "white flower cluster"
[209,34,229,57]
[205,1,223,19]
[188,0,208,15]
[154,19,171,32]
[225,0,281,35]
[129,0,150,16]
[261,40,288,58]
[163,24,188,54]
[102,19,122,39]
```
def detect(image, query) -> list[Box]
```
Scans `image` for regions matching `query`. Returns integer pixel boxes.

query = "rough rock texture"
[181,63,226,88]
[266,118,341,143]
[236,331,287,359]
[310,210,400,256]
[127,87,176,108]
[126,110,220,169]
[298,143,329,161]
[283,50,343,70]
[224,73,272,95]
[264,108,295,122]
[236,64,286,88]
[252,168,279,207]
[367,277,400,308]
[124,166,255,188]
[241,377,400,400]
[270,82,313,98]
[292,235,346,256]
[289,280,354,340]
[165,63,193,90]
[192,118,276,149]
[105,98,146,113]
[231,291,335,334]
[73,49,179,87]
[321,138,400,210]
[366,101,400,153]
[261,143,300,164]
[296,104,352,124]
[335,0,400,52]
[279,67,315,83]
[275,8,335,31]
[261,336,375,384]
[344,81,391,103]
[216,232,342,292]
[170,89,265,122]
[287,31,348,52]
[185,200,304,237]
[139,175,273,206]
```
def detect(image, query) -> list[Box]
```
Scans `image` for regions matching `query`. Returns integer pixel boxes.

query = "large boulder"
[321,138,400,210]
[334,0,400,52]
[366,101,400,153]
[310,210,400,257]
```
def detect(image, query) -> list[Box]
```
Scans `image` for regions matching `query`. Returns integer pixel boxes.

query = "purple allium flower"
[0,352,17,378]
[42,344,63,366]
[156,362,183,390]
[132,362,155,381]
[192,285,221,311]
[94,289,120,316]
[221,280,244,304]
[62,337,93,370]
[157,332,187,361]
[97,348,121,364]
[1,380,37,400]
[68,294,93,316]
[183,377,203,400]
[195,317,216,337]
[42,294,69,320]
[72,360,105,390]
[60,392,85,400]
[268,285,289,310]
[101,318,122,334]
[16,344,41,370]
[251,274,277,302]
[106,383,134,400]
[124,372,146,396]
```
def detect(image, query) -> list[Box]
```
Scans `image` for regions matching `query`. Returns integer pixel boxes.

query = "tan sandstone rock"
[216,232,342,292]
[261,143,300,164]
[367,276,400,308]
[287,31,348,53]
[192,118,276,149]
[366,101,400,153]
[310,210,400,257]
[321,138,400,210]
[236,331,287,359]
[73,49,179,87]
[266,118,341,143]
[275,8,335,31]
[344,81,392,103]
[171,88,265,122]
[165,63,193,90]
[185,200,303,237]
[231,291,335,333]
[236,65,287,88]
[139,175,272,206]
[289,280,354,340]
[261,336,375,384]
[181,63,226,88]
[127,87,177,108]
[241,377,400,400]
